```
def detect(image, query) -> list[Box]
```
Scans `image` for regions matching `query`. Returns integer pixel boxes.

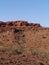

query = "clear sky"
[0,0,49,27]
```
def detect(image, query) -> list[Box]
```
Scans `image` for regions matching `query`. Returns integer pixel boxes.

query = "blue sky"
[0,0,49,27]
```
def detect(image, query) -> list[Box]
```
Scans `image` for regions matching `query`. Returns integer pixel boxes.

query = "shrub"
[39,62,44,65]
[13,49,22,55]
[10,48,22,55]
[14,28,22,34]
[0,46,6,52]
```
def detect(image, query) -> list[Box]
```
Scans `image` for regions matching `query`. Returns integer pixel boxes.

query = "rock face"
[0,21,41,32]
[0,21,49,65]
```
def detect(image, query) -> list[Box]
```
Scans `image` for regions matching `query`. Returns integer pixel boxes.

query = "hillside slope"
[0,21,49,65]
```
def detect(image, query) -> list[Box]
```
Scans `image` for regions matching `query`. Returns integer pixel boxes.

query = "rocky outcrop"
[0,21,41,27]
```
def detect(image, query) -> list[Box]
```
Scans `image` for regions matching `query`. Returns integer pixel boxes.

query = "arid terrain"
[0,21,49,65]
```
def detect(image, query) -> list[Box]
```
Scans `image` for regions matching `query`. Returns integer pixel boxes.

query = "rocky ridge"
[0,21,41,27]
[0,21,49,65]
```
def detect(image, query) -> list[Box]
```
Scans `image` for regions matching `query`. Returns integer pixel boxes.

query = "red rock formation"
[0,21,49,65]
[0,20,41,27]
